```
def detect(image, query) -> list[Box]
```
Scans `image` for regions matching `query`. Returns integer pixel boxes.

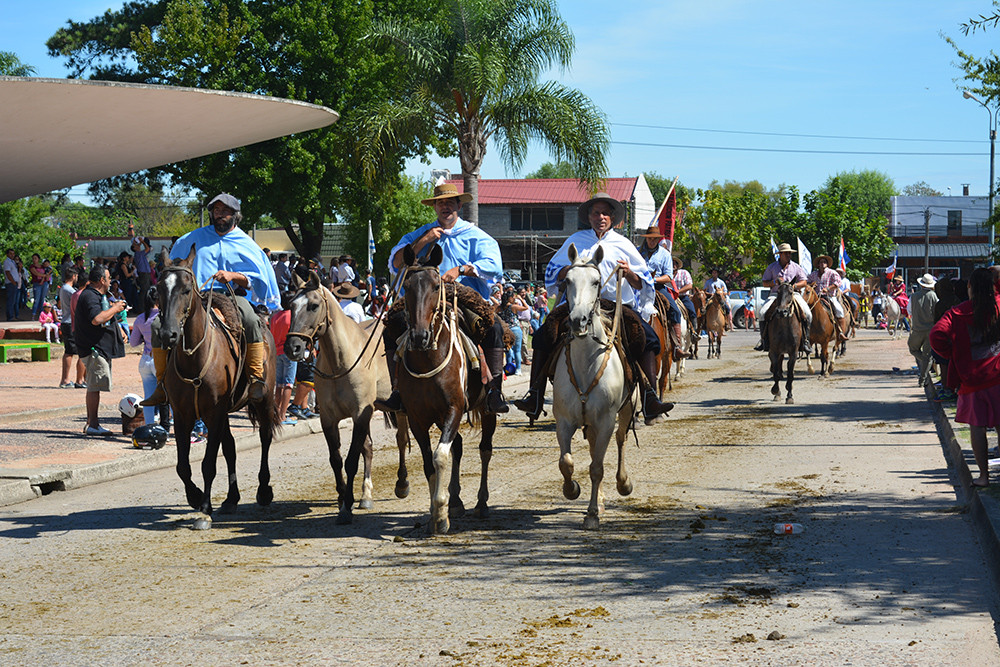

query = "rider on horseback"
[703,268,733,332]
[141,193,280,407]
[512,193,675,423]
[754,243,813,353]
[807,254,848,343]
[672,257,698,326]
[374,180,509,415]
[636,224,687,360]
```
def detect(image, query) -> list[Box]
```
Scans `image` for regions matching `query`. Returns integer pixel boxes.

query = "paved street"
[0,329,998,665]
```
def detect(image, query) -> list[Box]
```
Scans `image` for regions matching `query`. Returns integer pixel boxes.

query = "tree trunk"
[463,173,479,226]
[284,214,324,261]
[458,122,487,226]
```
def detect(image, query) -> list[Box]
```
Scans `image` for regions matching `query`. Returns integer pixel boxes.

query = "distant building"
[447,176,656,281]
[888,194,990,283]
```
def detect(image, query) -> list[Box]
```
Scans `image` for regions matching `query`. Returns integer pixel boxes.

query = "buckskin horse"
[552,244,637,530]
[157,247,278,525]
[802,284,839,376]
[768,281,802,404]
[396,244,496,535]
[283,270,411,525]
[704,289,727,359]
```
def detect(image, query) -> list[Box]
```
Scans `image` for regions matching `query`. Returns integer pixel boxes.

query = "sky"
[4,1,1000,202]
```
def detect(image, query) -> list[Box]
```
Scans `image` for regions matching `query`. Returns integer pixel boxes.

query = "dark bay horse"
[157,248,278,524]
[397,244,496,534]
[768,281,801,404]
[284,271,410,524]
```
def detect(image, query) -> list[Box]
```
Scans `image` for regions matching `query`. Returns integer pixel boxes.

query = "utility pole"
[923,207,931,274]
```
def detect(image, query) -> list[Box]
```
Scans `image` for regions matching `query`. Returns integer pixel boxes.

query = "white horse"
[883,295,902,337]
[552,244,639,530]
[672,313,692,381]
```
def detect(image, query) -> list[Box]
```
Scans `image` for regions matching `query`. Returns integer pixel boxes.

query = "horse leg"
[448,432,465,518]
[431,409,463,534]
[785,354,795,404]
[409,421,437,532]
[771,354,782,401]
[394,413,411,499]
[359,432,374,511]
[256,405,274,507]
[198,414,224,516]
[319,412,349,525]
[474,414,496,519]
[557,417,581,501]
[173,415,203,511]
[615,405,633,497]
[806,336,815,374]
[341,409,373,520]
[219,417,241,514]
[584,418,614,531]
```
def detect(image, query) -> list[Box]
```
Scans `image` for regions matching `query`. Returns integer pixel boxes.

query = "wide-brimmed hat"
[207,192,241,212]
[578,192,625,226]
[917,273,937,289]
[421,182,473,205]
[892,275,903,282]
[331,282,360,300]
[776,243,796,254]
[673,257,683,268]
[638,224,664,238]
[815,254,833,266]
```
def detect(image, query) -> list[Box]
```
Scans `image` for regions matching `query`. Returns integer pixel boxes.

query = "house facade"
[448,176,656,282]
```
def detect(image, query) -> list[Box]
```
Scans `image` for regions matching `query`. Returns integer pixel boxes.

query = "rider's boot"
[670,323,687,361]
[483,348,509,414]
[835,317,848,343]
[753,322,769,351]
[374,351,405,413]
[247,341,268,402]
[139,347,169,406]
[800,324,812,353]
[512,349,547,420]
[640,350,674,422]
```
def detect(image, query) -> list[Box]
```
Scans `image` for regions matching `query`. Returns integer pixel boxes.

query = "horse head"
[711,288,726,307]
[564,243,604,338]
[157,245,198,349]
[402,243,444,351]
[774,280,795,317]
[285,269,328,361]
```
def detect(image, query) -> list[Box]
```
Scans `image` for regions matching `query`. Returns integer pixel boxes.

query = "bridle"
[563,263,624,405]
[399,264,460,379]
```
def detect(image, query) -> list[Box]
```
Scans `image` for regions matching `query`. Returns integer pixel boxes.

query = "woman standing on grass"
[930,267,1000,488]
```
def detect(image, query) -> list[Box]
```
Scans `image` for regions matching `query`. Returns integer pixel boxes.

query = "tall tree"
[359,0,610,225]
[46,0,434,259]
[821,169,896,224]
[0,51,36,76]
[902,181,944,197]
[525,161,577,179]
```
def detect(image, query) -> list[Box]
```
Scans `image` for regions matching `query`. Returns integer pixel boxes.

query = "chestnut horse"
[397,244,496,535]
[704,289,727,359]
[650,293,674,397]
[283,271,411,524]
[802,285,838,376]
[157,247,278,524]
[690,288,706,358]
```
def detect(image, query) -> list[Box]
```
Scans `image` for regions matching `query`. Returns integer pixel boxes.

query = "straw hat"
[673,257,684,269]
[421,180,473,205]
[815,254,833,267]
[917,273,937,289]
[776,243,795,254]
[577,192,625,226]
[331,282,360,300]
[892,275,903,282]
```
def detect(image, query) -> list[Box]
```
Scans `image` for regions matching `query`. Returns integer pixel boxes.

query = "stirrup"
[140,384,167,407]
[512,389,543,419]
[374,390,405,413]
[642,388,673,420]
[249,378,267,402]
[485,388,509,414]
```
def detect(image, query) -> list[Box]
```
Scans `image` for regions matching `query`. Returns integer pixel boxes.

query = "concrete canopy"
[0,77,340,203]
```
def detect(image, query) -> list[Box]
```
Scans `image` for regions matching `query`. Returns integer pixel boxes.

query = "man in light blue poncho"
[374,181,509,414]
[142,193,280,406]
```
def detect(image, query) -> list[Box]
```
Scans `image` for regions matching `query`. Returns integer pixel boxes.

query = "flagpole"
[649,175,680,226]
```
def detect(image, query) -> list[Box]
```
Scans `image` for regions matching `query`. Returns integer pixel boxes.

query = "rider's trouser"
[656,288,682,324]
[678,293,696,323]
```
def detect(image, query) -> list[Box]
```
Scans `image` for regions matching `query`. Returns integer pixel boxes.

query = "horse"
[283,271,411,525]
[397,244,496,535]
[883,295,902,337]
[649,293,674,397]
[704,289,727,359]
[802,286,839,376]
[690,288,706,357]
[768,281,801,404]
[673,305,696,378]
[552,244,637,530]
[156,247,278,524]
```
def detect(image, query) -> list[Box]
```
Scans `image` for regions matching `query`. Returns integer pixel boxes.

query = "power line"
[610,140,984,156]
[611,122,984,144]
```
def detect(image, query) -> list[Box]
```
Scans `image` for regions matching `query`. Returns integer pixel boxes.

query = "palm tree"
[358,0,609,225]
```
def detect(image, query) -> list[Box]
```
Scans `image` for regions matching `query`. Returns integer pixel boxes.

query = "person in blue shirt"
[636,224,686,360]
[375,181,508,414]
[142,193,280,407]
[703,268,733,331]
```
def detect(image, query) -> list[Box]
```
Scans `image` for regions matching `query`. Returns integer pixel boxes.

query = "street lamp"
[963,90,996,255]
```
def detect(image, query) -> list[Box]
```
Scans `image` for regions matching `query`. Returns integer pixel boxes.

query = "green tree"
[0,199,76,265]
[902,181,944,197]
[47,0,434,259]
[0,51,36,76]
[643,172,695,216]
[821,169,896,224]
[525,161,577,179]
[359,0,610,225]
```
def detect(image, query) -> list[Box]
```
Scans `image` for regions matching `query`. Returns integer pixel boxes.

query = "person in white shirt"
[331,281,365,324]
[338,256,356,285]
[3,248,22,321]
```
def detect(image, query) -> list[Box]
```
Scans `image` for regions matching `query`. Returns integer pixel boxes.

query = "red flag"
[658,187,676,254]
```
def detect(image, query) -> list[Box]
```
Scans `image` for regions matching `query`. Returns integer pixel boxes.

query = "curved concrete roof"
[0,77,340,203]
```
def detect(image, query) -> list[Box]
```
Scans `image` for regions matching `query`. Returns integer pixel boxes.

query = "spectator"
[58,268,86,388]
[932,277,960,401]
[39,302,60,343]
[499,287,525,376]
[29,253,47,320]
[129,286,162,427]
[332,282,364,324]
[274,253,292,294]
[287,346,318,420]
[17,258,29,314]
[908,273,938,385]
[270,296,298,425]
[338,255,356,285]
[516,288,532,363]
[75,265,128,436]
[132,236,153,302]
[3,248,20,321]
[58,253,72,285]
[930,267,1000,488]
[327,257,339,283]
[117,252,137,307]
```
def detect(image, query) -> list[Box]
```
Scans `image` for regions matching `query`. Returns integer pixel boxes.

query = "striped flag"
[797,237,812,274]
[839,237,851,272]
[367,220,376,273]
[770,237,780,261]
[885,248,897,281]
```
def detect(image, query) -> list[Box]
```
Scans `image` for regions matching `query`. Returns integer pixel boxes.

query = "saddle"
[385,282,512,349]
[541,300,638,389]
[199,289,244,350]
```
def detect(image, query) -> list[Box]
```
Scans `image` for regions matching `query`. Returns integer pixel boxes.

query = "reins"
[563,264,625,404]
[399,265,461,380]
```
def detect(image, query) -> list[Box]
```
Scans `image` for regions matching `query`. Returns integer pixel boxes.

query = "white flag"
[367,220,376,273]
[797,237,812,274]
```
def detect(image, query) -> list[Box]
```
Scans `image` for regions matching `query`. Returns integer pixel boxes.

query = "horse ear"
[160,248,171,268]
[291,269,304,290]
[306,270,320,291]
[426,244,443,267]
[177,244,196,269]
[403,244,416,267]
[592,244,604,266]
[567,243,578,263]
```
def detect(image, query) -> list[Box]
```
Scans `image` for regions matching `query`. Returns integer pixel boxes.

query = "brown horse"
[704,289,727,359]
[768,281,801,404]
[650,293,674,397]
[802,285,839,376]
[397,244,496,534]
[157,247,278,523]
[690,288,706,358]
[283,271,411,524]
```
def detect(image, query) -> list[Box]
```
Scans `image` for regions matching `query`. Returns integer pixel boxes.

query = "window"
[947,210,962,232]
[510,207,564,231]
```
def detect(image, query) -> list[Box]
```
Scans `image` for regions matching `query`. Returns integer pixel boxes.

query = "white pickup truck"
[731,287,769,329]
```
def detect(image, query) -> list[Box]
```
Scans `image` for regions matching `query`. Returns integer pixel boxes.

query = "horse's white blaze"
[163,272,178,292]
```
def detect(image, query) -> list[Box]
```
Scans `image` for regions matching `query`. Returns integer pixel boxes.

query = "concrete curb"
[0,417,326,507]
[0,406,84,428]
[924,382,1000,583]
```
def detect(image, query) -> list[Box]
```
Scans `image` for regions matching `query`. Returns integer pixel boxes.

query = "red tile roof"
[445,177,638,205]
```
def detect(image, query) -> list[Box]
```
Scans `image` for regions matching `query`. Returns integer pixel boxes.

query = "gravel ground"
[0,329,997,666]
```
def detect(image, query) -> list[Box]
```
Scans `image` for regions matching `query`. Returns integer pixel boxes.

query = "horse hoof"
[394,481,410,499]
[186,488,204,511]
[583,515,600,531]
[219,501,238,515]
[772,394,780,402]
[475,504,490,519]
[449,500,466,518]
[434,518,450,535]
[564,480,581,500]
[358,498,374,511]
[618,480,633,496]
[192,517,212,531]
[256,486,273,507]
[786,397,794,404]
[335,510,353,525]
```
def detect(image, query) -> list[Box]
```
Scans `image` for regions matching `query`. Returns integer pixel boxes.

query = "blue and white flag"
[770,236,780,261]
[367,220,376,273]
[839,237,851,272]
[797,237,812,274]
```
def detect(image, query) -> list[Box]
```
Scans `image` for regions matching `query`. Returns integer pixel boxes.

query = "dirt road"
[1,329,997,665]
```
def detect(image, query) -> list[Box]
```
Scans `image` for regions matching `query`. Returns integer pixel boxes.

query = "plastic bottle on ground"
[774,523,803,535]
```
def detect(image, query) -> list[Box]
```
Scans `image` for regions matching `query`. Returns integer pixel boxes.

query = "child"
[39,302,61,343]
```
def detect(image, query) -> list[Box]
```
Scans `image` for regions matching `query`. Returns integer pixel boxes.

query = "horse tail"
[247,387,279,442]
